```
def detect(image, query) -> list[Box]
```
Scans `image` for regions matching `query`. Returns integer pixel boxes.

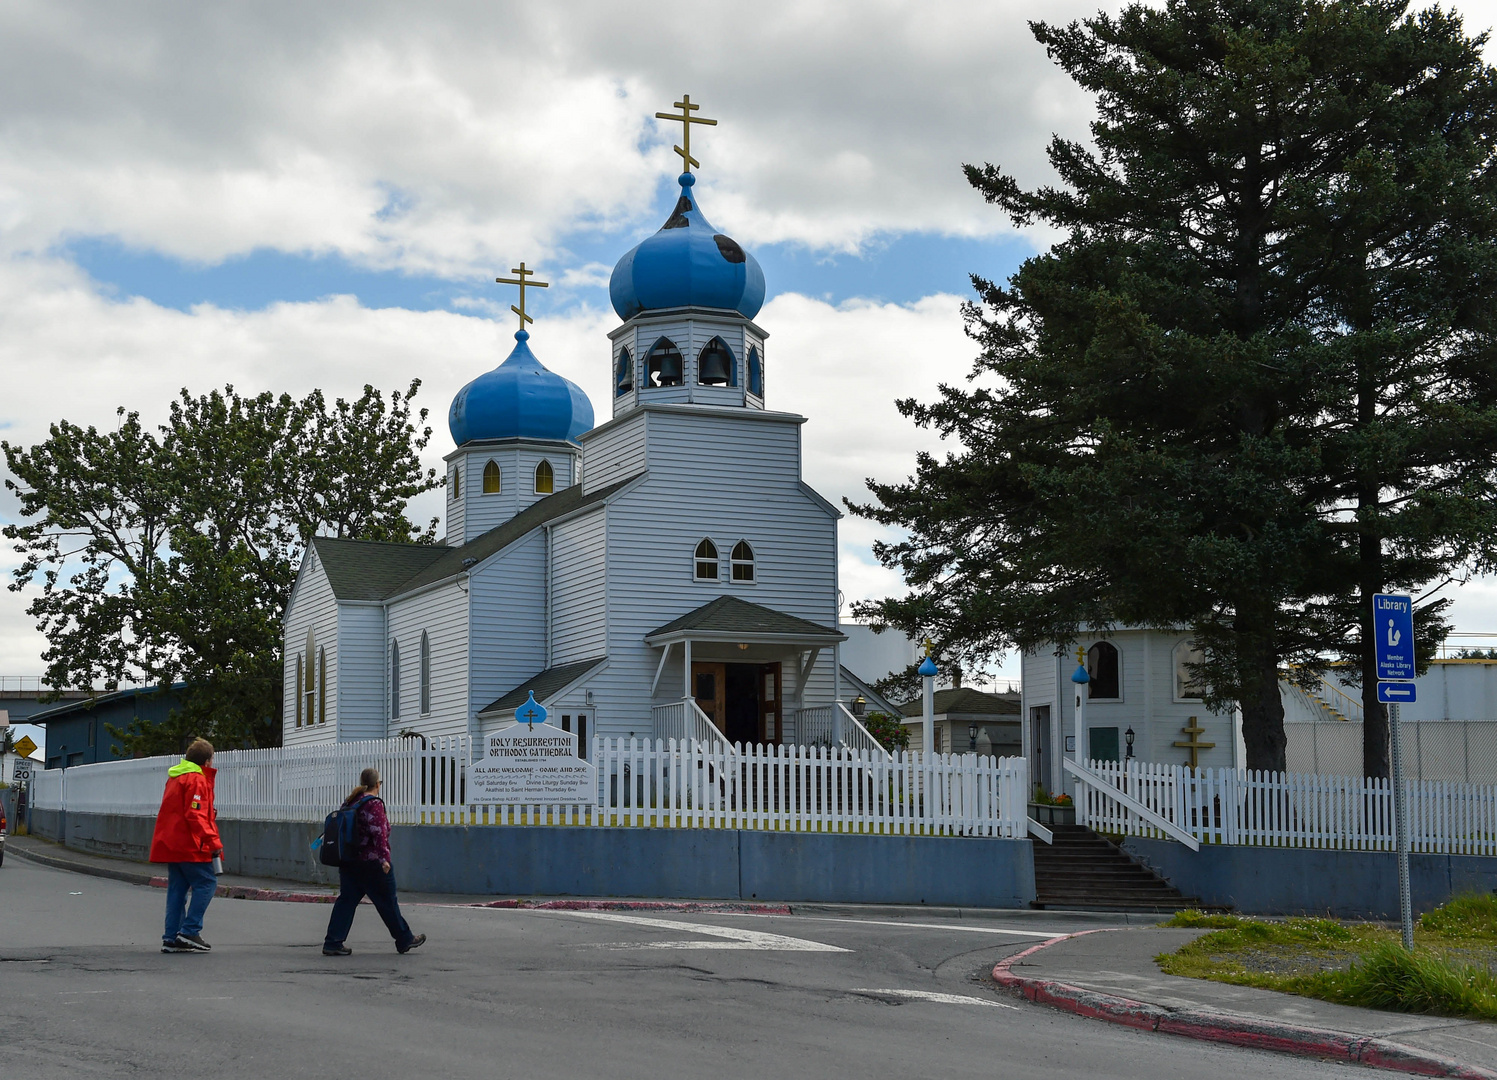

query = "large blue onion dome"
[609,173,765,321]
[448,330,594,446]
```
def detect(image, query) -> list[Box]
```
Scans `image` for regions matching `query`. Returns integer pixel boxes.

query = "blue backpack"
[315,794,376,867]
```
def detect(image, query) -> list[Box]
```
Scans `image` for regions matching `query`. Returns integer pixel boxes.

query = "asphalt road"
[0,856,1334,1079]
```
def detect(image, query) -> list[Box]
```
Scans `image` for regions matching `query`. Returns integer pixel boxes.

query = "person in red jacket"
[149,738,222,953]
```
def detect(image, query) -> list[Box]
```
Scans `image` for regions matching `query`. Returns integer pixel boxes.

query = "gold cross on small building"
[495,262,548,332]
[1173,716,1216,769]
[655,94,717,173]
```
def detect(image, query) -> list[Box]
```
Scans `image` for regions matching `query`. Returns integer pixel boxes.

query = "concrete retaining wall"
[1122,836,1497,918]
[29,810,1036,907]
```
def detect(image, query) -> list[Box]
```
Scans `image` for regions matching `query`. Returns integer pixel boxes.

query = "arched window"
[390,640,401,720]
[616,347,634,396]
[1087,641,1120,700]
[482,460,501,494]
[452,467,461,500]
[694,538,719,580]
[419,631,431,714]
[1173,640,1207,701]
[697,337,736,386]
[318,646,327,723]
[294,653,303,727]
[731,540,755,582]
[646,337,684,387]
[747,345,763,397]
[534,460,554,494]
[304,629,316,729]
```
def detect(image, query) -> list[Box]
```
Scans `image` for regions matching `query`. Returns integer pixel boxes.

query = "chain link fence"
[1286,719,1497,783]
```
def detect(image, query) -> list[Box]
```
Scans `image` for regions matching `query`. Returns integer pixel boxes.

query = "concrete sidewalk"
[995,926,1497,1078]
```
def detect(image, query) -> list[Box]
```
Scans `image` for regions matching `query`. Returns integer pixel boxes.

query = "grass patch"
[1157,898,1497,1021]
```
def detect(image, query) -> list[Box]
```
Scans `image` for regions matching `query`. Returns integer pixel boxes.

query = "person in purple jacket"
[322,767,426,956]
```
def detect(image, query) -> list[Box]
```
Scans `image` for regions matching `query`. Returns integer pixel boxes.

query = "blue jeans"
[163,861,218,942]
[323,862,414,950]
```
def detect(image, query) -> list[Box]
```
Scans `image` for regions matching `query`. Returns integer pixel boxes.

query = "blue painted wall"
[38,688,184,769]
[1122,836,1497,918]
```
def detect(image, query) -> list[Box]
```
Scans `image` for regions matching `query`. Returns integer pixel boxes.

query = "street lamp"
[968,724,978,752]
[1125,726,1135,759]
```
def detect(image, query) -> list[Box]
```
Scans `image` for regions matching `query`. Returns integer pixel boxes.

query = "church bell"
[698,341,732,385]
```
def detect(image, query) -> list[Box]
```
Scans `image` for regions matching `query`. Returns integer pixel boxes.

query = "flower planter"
[1028,802,1075,826]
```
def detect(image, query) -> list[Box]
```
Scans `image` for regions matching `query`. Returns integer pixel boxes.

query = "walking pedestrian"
[322,767,425,957]
[150,738,222,953]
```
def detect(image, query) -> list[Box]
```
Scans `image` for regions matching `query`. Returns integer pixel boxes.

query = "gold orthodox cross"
[495,262,548,332]
[1173,716,1216,769]
[655,94,717,173]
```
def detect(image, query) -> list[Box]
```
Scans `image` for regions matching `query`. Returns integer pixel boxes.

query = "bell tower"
[606,97,768,420]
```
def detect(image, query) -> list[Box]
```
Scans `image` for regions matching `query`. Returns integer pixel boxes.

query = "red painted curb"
[992,933,1497,1079]
[471,899,794,915]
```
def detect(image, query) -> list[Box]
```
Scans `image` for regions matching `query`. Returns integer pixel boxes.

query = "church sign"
[465,693,597,805]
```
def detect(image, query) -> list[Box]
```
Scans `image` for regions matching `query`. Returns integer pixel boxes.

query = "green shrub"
[1419,893,1497,940]
[1302,942,1497,1021]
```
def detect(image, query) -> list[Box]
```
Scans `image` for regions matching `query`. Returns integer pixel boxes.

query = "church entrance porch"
[692,661,783,745]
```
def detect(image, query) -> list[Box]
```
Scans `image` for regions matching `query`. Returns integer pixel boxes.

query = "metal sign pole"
[1390,699,1413,950]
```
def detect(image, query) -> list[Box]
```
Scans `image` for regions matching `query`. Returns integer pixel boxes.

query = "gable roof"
[476,657,607,716]
[29,683,187,723]
[899,687,1021,719]
[645,595,844,644]
[309,474,641,603]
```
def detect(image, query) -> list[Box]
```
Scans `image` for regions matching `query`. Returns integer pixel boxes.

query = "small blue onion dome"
[448,330,595,446]
[609,173,766,321]
[918,656,939,678]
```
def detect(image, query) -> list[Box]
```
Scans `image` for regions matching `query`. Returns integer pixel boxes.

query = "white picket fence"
[29,737,1031,838]
[1074,759,1497,855]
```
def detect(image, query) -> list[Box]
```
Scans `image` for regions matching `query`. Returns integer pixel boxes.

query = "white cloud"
[0,1,1119,273]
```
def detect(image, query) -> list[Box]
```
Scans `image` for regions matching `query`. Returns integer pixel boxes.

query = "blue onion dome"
[609,173,766,321]
[448,330,595,446]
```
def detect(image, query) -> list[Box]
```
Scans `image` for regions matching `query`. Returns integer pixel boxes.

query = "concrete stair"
[1032,823,1205,913]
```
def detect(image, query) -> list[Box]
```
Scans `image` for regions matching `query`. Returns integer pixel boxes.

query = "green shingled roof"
[477,657,607,716]
[899,687,1021,718]
[307,474,641,602]
[645,595,843,643]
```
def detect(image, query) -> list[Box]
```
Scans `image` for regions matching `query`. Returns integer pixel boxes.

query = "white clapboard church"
[280,114,881,755]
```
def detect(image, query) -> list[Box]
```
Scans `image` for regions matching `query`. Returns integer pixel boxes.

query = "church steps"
[1030,823,1206,913]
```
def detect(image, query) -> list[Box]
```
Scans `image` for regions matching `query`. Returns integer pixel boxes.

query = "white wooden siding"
[281,549,339,746]
[336,604,386,740]
[386,581,469,741]
[467,530,548,732]
[579,411,647,495]
[608,314,766,417]
[449,443,579,544]
[550,508,606,664]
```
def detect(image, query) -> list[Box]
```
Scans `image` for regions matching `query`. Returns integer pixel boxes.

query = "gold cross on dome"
[495,262,548,332]
[655,94,717,173]
[1173,716,1216,769]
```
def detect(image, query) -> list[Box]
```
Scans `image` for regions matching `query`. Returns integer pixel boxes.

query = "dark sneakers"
[161,939,191,953]
[322,945,352,956]
[397,933,426,955]
[174,933,211,952]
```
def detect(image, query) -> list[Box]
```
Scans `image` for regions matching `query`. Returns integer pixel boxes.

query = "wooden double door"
[692,661,783,745]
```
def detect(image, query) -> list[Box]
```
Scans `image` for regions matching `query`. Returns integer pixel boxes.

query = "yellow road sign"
[12,734,37,759]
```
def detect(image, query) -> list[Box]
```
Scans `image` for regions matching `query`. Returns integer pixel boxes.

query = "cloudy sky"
[5,0,1497,738]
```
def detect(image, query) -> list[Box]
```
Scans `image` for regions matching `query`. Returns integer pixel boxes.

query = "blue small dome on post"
[1071,662,1091,685]
[918,655,939,678]
[448,330,595,446]
[609,173,766,321]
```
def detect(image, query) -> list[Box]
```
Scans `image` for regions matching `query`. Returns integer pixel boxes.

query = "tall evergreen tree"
[853,0,1497,773]
[4,382,439,752]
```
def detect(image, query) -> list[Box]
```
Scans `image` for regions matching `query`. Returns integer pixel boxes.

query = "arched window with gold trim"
[390,639,401,720]
[294,653,304,727]
[318,646,327,723]
[534,460,554,494]
[419,631,431,715]
[452,467,461,500]
[482,460,501,493]
[303,629,315,729]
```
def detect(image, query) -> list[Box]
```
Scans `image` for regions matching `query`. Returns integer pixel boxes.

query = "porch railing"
[794,703,893,760]
[651,699,734,752]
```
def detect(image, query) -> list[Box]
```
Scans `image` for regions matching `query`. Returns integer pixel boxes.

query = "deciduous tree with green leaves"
[3,382,440,754]
[853,0,1497,774]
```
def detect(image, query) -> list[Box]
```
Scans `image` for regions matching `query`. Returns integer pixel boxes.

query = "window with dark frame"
[1087,641,1121,700]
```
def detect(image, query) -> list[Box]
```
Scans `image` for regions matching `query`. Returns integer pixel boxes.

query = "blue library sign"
[1373,593,1416,682]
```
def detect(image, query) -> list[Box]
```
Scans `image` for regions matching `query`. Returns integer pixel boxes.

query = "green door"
[1088,726,1120,764]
